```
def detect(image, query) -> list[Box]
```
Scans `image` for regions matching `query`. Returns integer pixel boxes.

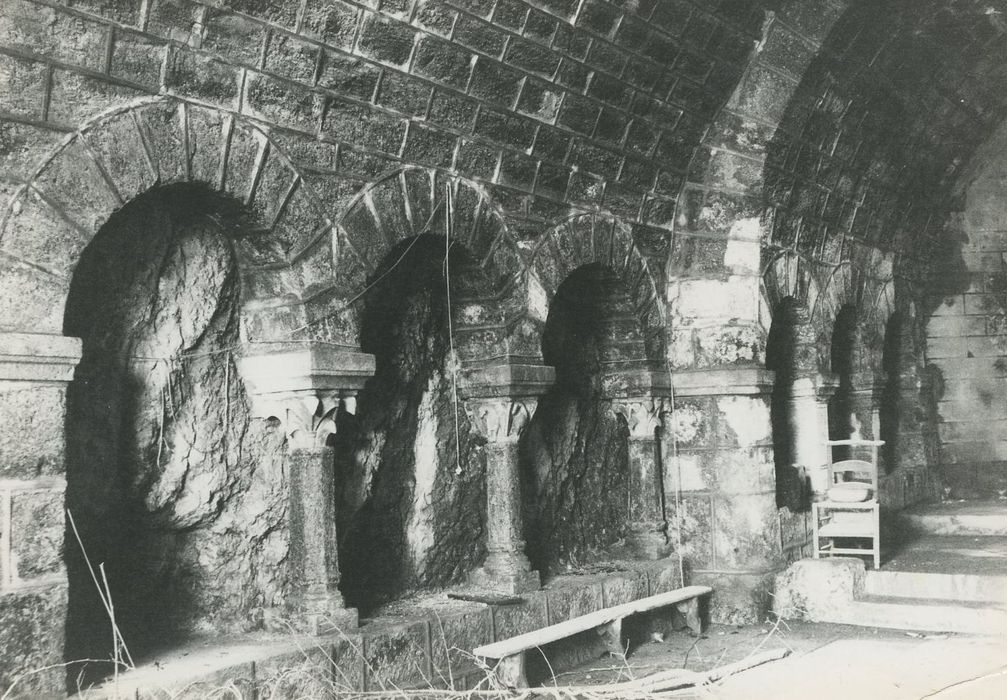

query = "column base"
[606,526,674,561]
[267,593,359,635]
[625,527,675,560]
[469,553,541,594]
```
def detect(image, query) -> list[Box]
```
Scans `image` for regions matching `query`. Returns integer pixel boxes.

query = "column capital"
[0,332,82,383]
[612,396,670,439]
[463,396,537,443]
[237,342,376,449]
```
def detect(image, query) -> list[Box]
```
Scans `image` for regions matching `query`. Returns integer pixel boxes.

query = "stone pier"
[461,361,554,594]
[664,367,782,623]
[606,368,674,560]
[238,342,375,634]
[0,332,82,695]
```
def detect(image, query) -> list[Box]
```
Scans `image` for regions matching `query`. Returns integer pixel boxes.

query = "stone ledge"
[237,342,376,397]
[0,332,82,383]
[0,476,65,492]
[75,561,684,697]
[459,361,556,398]
[671,367,775,397]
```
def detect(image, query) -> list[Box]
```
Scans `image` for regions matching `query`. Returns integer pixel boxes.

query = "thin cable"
[664,351,687,588]
[669,381,686,588]
[443,181,464,476]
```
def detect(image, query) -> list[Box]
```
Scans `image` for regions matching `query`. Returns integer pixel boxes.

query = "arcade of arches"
[1,0,1006,694]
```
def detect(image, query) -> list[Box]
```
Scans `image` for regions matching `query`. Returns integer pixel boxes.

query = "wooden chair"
[812,438,884,569]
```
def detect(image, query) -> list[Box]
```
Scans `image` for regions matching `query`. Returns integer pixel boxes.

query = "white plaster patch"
[667,405,703,444]
[724,217,761,274]
[717,396,771,447]
[666,453,706,492]
[527,272,549,322]
[669,277,761,321]
[408,375,440,572]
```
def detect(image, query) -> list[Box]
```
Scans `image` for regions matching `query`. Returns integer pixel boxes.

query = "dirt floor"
[548,621,1007,699]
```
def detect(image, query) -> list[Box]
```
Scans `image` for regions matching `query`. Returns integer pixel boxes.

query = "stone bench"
[473,584,712,687]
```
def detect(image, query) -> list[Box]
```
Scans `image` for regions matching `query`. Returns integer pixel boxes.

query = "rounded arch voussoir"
[0,96,326,339]
[531,213,668,366]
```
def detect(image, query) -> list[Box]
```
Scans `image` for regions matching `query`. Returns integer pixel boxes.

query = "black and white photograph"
[0,1,1005,697]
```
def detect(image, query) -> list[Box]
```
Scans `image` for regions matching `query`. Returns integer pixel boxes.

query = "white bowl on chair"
[827,482,872,503]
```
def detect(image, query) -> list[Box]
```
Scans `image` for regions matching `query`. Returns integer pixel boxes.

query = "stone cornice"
[671,367,776,397]
[0,333,82,383]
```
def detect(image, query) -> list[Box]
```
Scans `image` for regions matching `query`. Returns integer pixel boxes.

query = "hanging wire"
[442,180,465,477]
[664,353,687,588]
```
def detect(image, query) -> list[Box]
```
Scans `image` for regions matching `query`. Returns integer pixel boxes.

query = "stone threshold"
[77,560,683,698]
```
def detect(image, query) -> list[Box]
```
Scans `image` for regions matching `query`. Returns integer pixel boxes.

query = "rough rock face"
[63,186,290,668]
[337,237,486,612]
[522,265,637,574]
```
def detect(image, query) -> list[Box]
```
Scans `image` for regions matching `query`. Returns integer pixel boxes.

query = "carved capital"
[613,397,669,439]
[257,390,358,450]
[465,397,537,443]
[236,342,374,450]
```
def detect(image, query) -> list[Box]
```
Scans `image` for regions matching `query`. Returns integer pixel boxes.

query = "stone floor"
[883,533,1007,575]
[555,621,1007,699]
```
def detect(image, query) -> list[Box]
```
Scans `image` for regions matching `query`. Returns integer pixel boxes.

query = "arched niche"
[521,263,649,573]
[328,171,529,612]
[828,304,861,459]
[335,234,496,612]
[62,183,299,682]
[0,98,333,684]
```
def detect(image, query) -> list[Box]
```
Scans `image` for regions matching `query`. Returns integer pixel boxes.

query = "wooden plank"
[473,585,712,660]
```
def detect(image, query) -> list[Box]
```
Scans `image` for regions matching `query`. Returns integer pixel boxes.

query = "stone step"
[865,570,1007,604]
[826,595,1007,635]
[899,503,1007,536]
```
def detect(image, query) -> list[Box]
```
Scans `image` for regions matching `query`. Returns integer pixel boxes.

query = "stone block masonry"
[0,0,965,690]
[0,0,762,268]
[0,333,81,696]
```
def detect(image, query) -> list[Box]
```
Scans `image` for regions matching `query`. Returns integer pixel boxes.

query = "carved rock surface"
[63,186,291,675]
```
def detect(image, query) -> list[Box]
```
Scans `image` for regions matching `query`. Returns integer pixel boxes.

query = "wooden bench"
[473,585,712,688]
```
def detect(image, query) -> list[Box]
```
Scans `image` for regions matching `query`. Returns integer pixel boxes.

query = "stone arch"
[810,262,858,370]
[761,250,825,370]
[530,213,666,366]
[0,96,337,341]
[324,168,530,362]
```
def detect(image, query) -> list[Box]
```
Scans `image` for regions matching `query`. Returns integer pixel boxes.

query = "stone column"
[460,362,554,594]
[791,373,838,499]
[0,332,82,695]
[665,367,781,623]
[605,368,674,560]
[238,342,375,634]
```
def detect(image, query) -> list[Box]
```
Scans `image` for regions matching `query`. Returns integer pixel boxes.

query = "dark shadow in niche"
[62,185,266,689]
[521,264,642,576]
[766,297,811,511]
[879,312,905,474]
[336,235,487,615]
[828,304,859,461]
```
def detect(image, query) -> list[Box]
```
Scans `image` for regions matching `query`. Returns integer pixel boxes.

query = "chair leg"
[874,503,881,569]
[812,503,821,559]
